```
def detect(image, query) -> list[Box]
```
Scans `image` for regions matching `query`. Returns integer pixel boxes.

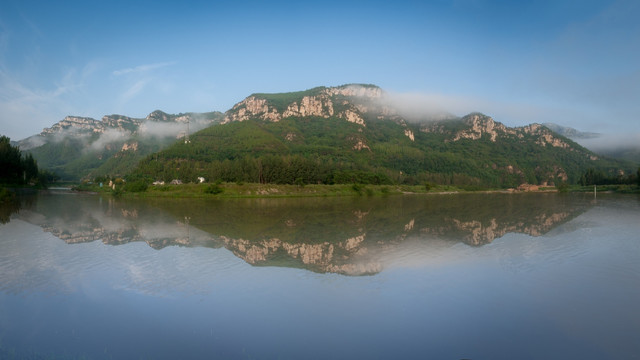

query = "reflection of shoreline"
[12,193,592,275]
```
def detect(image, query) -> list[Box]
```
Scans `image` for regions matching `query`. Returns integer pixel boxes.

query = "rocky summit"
[223,85,385,126]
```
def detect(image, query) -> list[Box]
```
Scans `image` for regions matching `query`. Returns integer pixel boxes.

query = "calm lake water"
[1,191,639,359]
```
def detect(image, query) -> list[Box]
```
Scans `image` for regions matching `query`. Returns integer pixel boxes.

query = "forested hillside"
[129,85,630,188]
[20,111,223,180]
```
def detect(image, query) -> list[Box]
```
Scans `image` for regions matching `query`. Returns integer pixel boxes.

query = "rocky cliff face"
[222,86,600,156]
[38,114,141,137]
[101,115,142,131]
[421,113,574,147]
[222,84,421,143]
[420,113,595,159]
[41,116,106,135]
[39,110,220,137]
[223,85,389,127]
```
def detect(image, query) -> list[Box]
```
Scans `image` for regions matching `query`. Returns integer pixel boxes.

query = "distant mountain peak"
[420,113,591,159]
[146,110,171,121]
[542,123,601,140]
[17,109,224,180]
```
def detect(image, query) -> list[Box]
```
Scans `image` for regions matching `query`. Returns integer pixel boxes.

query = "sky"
[0,0,639,140]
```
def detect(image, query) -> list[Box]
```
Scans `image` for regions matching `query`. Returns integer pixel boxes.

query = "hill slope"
[19,110,223,180]
[131,84,628,187]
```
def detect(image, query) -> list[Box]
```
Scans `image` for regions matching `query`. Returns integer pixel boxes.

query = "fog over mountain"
[14,110,223,180]
[542,123,640,162]
[575,134,640,163]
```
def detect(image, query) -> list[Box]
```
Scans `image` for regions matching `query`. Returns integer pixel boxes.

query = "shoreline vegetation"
[69,182,640,198]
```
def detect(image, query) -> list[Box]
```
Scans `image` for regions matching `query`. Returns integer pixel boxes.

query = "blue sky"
[0,0,638,140]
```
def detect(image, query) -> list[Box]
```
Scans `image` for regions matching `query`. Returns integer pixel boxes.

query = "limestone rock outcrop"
[222,85,385,126]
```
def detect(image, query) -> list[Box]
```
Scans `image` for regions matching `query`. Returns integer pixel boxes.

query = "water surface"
[0,192,639,359]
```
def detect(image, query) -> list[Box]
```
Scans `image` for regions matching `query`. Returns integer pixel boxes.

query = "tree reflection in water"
[11,192,594,275]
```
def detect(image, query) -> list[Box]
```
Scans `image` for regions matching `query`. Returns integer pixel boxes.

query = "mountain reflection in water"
[10,192,592,275]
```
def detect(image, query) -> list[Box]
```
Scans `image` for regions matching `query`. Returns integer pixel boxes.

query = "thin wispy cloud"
[112,61,176,76]
[0,69,68,113]
[0,61,102,139]
[120,79,149,102]
[0,71,65,138]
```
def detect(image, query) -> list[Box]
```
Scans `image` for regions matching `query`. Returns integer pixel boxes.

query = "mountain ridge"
[11,83,634,185]
[17,110,223,180]
[129,84,629,188]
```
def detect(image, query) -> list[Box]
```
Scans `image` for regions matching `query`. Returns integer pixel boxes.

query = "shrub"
[111,187,123,197]
[205,184,224,195]
[124,180,148,193]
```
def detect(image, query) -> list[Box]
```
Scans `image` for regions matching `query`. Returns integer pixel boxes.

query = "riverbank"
[69,182,639,198]
[73,182,479,198]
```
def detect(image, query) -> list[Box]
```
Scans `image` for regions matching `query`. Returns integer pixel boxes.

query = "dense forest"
[0,135,53,186]
[579,167,639,186]
[128,115,633,188]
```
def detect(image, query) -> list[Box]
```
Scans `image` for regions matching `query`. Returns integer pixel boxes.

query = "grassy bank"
[567,184,640,194]
[73,182,477,198]
[71,182,640,198]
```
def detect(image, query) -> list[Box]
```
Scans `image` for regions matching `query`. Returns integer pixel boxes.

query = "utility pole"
[185,117,191,144]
